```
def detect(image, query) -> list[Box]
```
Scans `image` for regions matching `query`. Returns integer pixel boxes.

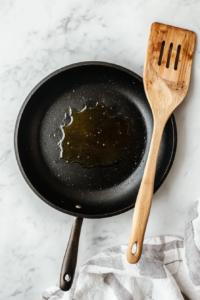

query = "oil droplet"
[60,102,144,168]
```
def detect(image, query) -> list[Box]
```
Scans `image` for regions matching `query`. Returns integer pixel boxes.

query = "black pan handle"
[60,217,83,291]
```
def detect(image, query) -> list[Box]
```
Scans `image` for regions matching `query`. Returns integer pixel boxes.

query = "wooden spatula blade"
[144,23,196,116]
[146,22,196,86]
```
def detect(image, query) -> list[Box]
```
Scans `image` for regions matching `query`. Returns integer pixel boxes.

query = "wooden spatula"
[127,22,196,264]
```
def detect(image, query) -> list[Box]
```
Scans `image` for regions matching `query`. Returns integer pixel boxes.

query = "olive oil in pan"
[60,102,145,168]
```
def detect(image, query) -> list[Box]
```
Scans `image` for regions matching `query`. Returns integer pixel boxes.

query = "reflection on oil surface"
[60,102,144,168]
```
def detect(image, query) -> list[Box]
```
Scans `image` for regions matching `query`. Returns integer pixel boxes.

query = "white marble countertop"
[0,0,200,299]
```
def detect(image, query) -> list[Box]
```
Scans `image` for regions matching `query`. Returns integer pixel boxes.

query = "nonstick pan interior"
[15,62,177,218]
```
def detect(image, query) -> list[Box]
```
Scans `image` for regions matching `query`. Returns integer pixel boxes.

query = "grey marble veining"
[0,0,200,299]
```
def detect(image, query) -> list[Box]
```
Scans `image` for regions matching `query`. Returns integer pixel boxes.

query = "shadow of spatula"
[127,22,196,264]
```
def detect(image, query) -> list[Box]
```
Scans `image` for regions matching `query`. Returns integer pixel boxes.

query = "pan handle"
[60,217,83,291]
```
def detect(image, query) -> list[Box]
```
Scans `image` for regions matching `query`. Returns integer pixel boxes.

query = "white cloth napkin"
[42,198,200,300]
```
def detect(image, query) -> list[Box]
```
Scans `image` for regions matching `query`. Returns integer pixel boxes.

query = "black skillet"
[14,62,177,291]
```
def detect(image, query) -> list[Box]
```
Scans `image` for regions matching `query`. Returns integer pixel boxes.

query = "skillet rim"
[14,61,177,219]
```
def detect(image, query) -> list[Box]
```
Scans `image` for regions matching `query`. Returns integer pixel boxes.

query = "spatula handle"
[127,121,165,264]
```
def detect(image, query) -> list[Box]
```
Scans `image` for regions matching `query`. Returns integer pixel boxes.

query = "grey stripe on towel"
[143,240,184,262]
[104,274,133,300]
[86,255,124,270]
[139,256,167,279]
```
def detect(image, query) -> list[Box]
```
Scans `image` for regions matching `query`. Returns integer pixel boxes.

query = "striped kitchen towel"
[43,199,200,300]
